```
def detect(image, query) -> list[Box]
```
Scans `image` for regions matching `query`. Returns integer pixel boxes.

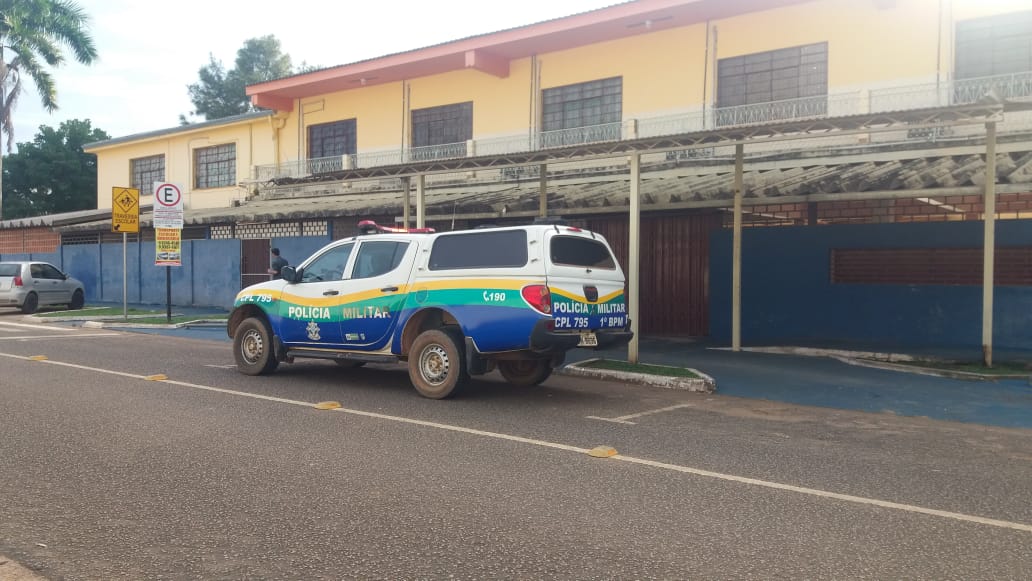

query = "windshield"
[0,263,21,277]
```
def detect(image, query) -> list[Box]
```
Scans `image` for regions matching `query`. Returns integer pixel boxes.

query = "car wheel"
[233,317,279,376]
[498,359,553,387]
[408,328,468,399]
[334,360,366,368]
[20,292,39,314]
[69,289,85,310]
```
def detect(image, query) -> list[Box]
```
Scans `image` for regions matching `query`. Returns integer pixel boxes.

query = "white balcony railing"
[869,71,1032,113]
[252,72,1032,183]
[713,93,860,127]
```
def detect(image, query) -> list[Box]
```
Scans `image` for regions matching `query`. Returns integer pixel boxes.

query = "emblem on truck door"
[306,321,321,341]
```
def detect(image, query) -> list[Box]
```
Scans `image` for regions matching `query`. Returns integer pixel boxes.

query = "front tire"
[498,359,553,386]
[21,292,38,314]
[408,328,468,399]
[69,289,85,310]
[233,317,279,376]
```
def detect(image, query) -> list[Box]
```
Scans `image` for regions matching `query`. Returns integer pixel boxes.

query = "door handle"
[323,290,339,296]
[380,286,399,292]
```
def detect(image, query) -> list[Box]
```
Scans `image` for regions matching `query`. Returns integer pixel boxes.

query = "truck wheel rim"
[419,344,450,386]
[241,329,264,364]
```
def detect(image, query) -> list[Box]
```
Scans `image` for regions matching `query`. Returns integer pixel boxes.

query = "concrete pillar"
[732,143,744,352]
[402,176,411,229]
[628,154,641,364]
[539,164,548,217]
[982,121,997,367]
[415,174,426,229]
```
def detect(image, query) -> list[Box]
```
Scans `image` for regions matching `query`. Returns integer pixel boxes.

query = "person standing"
[268,247,288,278]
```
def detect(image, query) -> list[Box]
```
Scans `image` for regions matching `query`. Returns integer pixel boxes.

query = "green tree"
[0,0,98,219]
[185,35,295,122]
[1,119,108,219]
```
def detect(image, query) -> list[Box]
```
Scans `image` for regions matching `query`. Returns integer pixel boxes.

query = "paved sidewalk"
[570,338,1032,430]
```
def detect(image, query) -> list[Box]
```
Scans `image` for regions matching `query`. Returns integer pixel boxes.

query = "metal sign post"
[111,187,140,321]
[153,182,185,324]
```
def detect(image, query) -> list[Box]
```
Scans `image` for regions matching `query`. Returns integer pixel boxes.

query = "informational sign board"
[111,187,140,233]
[153,182,184,229]
[155,228,182,267]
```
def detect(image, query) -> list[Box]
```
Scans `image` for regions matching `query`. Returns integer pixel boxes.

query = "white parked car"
[0,261,86,314]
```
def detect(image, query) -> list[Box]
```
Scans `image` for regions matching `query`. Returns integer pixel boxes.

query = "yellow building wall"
[91,118,275,211]
[711,0,942,92]
[538,24,708,118]
[294,81,404,156]
[91,0,1032,213]
[408,60,534,138]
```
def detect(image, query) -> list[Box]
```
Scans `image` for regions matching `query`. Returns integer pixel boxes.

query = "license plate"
[577,332,598,347]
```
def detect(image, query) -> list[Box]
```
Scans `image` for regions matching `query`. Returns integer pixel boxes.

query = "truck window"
[353,241,408,279]
[429,230,528,270]
[302,243,354,282]
[550,236,616,269]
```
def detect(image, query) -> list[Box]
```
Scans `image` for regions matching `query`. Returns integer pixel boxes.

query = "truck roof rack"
[357,220,436,235]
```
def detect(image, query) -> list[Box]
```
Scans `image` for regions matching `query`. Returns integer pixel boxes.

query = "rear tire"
[233,317,279,375]
[408,328,468,399]
[21,292,38,314]
[498,359,553,386]
[69,289,85,310]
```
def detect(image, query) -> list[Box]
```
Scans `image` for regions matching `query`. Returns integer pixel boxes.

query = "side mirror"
[280,265,301,283]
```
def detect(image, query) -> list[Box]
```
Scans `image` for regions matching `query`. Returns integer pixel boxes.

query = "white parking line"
[0,333,121,341]
[1,350,1031,535]
[0,321,75,331]
[587,403,694,425]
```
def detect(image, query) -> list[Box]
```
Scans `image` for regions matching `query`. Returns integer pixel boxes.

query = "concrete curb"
[82,319,227,330]
[559,358,716,393]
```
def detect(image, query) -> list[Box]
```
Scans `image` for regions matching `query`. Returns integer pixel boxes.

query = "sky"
[15,0,618,144]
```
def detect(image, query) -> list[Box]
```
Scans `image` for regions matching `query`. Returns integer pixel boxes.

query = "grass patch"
[886,359,1031,376]
[581,358,700,378]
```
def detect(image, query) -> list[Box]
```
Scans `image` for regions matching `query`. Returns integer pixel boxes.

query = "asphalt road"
[1,317,1031,580]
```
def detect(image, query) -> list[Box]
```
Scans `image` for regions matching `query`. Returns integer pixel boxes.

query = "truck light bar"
[357,220,436,235]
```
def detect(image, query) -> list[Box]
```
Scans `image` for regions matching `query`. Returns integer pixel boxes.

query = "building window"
[409,102,472,160]
[955,11,1032,102]
[716,43,828,124]
[308,119,357,159]
[194,143,236,189]
[131,155,165,194]
[542,77,622,131]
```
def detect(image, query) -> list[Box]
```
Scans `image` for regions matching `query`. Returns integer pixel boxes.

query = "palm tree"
[0,0,97,220]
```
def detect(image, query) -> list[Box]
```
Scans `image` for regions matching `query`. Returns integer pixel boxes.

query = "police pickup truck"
[228,219,632,399]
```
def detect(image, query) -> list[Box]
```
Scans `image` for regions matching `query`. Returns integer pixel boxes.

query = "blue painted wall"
[3,239,242,309]
[710,220,1032,350]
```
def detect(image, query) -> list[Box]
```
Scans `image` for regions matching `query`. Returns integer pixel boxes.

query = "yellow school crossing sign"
[111,187,139,233]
